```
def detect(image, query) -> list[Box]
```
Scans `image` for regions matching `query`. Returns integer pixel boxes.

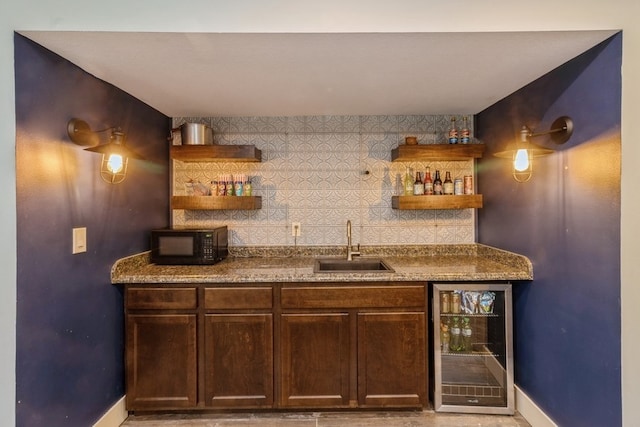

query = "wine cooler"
[432,283,514,414]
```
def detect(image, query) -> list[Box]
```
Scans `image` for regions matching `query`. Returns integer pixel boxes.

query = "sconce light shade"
[67,118,144,184]
[494,116,573,182]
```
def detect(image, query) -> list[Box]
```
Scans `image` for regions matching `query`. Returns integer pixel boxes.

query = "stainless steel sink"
[313,258,394,273]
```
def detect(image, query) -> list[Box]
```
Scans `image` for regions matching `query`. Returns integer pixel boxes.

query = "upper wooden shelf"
[391,144,485,161]
[171,144,262,162]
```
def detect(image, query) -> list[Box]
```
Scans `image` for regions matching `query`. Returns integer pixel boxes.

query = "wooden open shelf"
[392,195,483,210]
[391,144,485,161]
[171,144,262,162]
[172,196,262,210]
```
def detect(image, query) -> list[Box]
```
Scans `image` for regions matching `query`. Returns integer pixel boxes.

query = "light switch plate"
[72,227,87,254]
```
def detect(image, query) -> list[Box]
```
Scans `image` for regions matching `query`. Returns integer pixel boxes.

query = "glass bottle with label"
[448,117,459,144]
[450,316,462,352]
[413,171,424,195]
[460,116,471,144]
[462,317,473,352]
[441,321,451,353]
[433,170,443,195]
[404,168,413,195]
[443,171,454,195]
[424,167,433,195]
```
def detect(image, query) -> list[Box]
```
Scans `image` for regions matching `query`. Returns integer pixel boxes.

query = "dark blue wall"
[15,34,170,426]
[477,34,621,426]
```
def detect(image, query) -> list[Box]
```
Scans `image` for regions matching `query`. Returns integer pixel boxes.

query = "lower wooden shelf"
[172,196,262,210]
[392,195,483,210]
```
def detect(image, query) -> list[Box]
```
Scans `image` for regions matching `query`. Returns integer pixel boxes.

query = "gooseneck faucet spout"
[346,219,361,261]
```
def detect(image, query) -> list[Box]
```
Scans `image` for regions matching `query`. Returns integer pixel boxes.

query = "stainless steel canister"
[170,123,214,145]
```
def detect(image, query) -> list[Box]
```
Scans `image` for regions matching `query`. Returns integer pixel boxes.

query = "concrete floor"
[121,410,532,426]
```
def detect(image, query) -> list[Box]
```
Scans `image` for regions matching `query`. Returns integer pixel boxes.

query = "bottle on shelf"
[451,291,461,314]
[443,171,454,195]
[244,178,252,197]
[462,317,473,353]
[448,117,459,144]
[440,291,450,313]
[450,316,462,352]
[404,167,414,196]
[441,320,451,353]
[433,170,443,195]
[424,167,433,195]
[460,116,471,144]
[413,171,424,195]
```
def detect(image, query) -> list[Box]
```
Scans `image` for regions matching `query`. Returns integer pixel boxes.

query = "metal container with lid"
[170,122,214,145]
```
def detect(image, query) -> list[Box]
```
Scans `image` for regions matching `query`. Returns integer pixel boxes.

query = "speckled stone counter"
[111,244,532,284]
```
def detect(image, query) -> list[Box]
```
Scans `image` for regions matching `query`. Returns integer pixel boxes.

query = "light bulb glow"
[107,154,124,174]
[514,149,530,172]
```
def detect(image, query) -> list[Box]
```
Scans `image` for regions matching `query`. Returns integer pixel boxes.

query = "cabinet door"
[280,313,351,408]
[357,312,426,407]
[126,314,197,410]
[204,314,273,408]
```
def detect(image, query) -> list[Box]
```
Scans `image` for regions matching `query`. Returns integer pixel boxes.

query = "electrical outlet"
[291,222,301,237]
[72,227,87,254]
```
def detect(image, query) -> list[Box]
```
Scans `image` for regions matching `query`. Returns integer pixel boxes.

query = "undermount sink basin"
[313,258,395,273]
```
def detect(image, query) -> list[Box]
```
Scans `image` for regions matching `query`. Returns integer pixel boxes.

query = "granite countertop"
[111,244,533,284]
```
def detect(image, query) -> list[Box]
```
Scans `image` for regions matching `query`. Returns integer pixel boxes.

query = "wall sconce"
[494,116,574,182]
[67,118,144,184]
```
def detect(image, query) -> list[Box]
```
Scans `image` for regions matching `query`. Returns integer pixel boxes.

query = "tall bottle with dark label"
[433,170,443,195]
[413,171,424,195]
[448,117,459,144]
[443,171,454,195]
[424,167,433,195]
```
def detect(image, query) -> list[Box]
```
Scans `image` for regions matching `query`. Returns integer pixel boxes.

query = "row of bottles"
[404,167,473,196]
[440,316,473,353]
[448,116,472,144]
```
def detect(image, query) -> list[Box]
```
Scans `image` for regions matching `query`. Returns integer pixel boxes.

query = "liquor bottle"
[413,171,424,195]
[424,167,433,195]
[433,170,443,195]
[460,116,471,144]
[450,316,462,352]
[443,171,454,195]
[448,117,458,144]
[462,317,473,352]
[441,321,451,353]
[404,168,413,195]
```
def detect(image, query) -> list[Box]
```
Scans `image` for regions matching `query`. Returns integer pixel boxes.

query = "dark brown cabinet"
[126,314,198,409]
[124,282,428,412]
[280,313,351,407]
[357,312,426,407]
[125,287,198,410]
[204,314,273,408]
[279,283,428,409]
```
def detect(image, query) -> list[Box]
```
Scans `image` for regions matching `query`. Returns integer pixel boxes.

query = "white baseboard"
[515,386,558,427]
[92,396,128,427]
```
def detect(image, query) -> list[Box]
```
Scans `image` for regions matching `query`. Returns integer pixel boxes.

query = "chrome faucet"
[346,219,361,261]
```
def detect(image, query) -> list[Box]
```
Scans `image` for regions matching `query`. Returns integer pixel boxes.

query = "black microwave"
[150,227,228,265]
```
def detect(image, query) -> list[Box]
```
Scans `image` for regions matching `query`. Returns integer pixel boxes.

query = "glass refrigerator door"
[433,283,514,414]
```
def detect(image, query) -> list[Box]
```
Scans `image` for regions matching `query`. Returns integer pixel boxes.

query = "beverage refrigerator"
[432,283,514,414]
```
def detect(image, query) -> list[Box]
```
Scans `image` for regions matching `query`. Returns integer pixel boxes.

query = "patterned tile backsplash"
[172,115,477,247]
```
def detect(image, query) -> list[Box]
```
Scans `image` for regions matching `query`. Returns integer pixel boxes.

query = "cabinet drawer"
[281,285,425,309]
[204,287,273,310]
[126,287,197,310]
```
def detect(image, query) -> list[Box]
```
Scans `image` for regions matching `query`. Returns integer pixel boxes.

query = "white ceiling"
[21,30,617,117]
